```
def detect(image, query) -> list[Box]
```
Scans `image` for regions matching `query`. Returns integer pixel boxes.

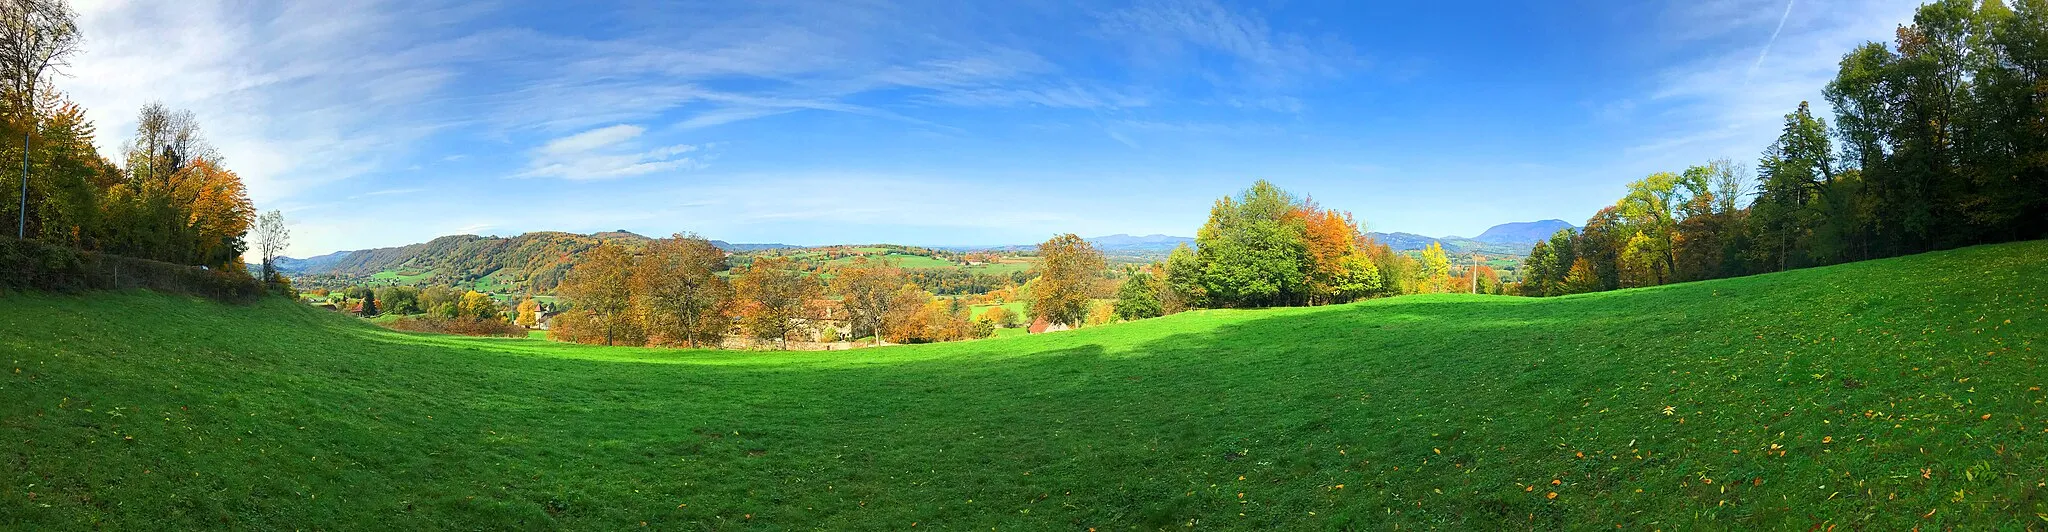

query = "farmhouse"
[1027,317,1070,334]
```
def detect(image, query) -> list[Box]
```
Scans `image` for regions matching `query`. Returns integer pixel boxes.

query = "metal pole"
[16,130,25,239]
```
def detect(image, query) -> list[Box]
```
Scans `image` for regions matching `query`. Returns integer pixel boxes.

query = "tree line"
[546,234,1010,349]
[1099,180,1487,322]
[0,0,286,292]
[1519,0,2048,296]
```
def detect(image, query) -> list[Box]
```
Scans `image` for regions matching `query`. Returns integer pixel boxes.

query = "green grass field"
[825,253,960,269]
[3,241,2046,528]
[965,259,1036,275]
[969,301,1027,320]
[369,270,433,285]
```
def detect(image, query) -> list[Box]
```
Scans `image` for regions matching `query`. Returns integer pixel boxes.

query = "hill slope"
[1472,219,1575,244]
[4,241,2046,528]
[272,231,803,293]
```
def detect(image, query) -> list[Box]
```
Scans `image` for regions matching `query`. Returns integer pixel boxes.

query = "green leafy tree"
[1112,270,1163,321]
[1330,253,1383,301]
[1561,258,1602,295]
[1194,180,1309,307]
[1519,240,1556,296]
[1162,243,1206,311]
[375,286,422,315]
[1752,102,1835,271]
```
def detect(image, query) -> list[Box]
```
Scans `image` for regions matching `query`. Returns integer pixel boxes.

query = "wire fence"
[1,237,264,303]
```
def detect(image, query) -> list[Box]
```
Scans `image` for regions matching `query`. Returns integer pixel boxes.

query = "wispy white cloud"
[521,124,706,181]
[1620,0,1916,170]
[920,84,1152,110]
[451,223,496,235]
[539,125,647,156]
[1099,0,1364,96]
[68,0,481,208]
[353,188,426,198]
[66,0,1371,256]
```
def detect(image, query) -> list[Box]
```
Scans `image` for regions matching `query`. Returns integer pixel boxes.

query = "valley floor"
[3,241,2046,529]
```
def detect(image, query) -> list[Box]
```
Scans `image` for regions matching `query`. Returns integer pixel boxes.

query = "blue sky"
[66,0,1919,257]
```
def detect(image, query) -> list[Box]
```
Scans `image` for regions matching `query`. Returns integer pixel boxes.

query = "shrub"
[0,237,262,303]
[382,316,527,338]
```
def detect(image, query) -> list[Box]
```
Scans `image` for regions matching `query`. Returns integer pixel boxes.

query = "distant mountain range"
[1470,219,1575,245]
[1374,219,1577,256]
[1085,234,1196,250]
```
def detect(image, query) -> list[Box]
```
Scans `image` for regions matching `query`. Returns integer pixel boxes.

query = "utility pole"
[1471,253,1480,294]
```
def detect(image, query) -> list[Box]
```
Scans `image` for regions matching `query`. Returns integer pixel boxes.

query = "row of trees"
[340,285,513,321]
[0,0,277,282]
[1521,0,2048,296]
[1518,160,1750,295]
[543,195,1482,341]
[1110,181,1438,315]
[1099,180,1538,320]
[548,234,1001,349]
[553,236,732,347]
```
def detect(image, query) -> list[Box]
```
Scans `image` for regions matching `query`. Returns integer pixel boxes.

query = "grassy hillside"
[4,242,2046,529]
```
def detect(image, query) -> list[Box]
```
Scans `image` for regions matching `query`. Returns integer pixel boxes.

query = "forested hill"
[275,231,660,294]
[272,231,820,294]
[1471,219,1575,244]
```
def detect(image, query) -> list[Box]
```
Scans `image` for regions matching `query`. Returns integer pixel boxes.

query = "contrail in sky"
[1748,0,1797,82]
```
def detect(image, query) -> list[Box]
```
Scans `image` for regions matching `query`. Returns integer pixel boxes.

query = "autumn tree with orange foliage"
[734,256,821,350]
[175,158,255,269]
[978,305,1017,329]
[556,243,639,346]
[635,234,732,348]
[832,256,915,345]
[1293,200,1384,304]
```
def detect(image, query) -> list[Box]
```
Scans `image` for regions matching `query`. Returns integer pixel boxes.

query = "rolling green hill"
[4,241,2046,529]
[284,231,656,294]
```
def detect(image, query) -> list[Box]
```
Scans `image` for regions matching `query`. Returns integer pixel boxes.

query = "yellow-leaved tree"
[514,298,540,328]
